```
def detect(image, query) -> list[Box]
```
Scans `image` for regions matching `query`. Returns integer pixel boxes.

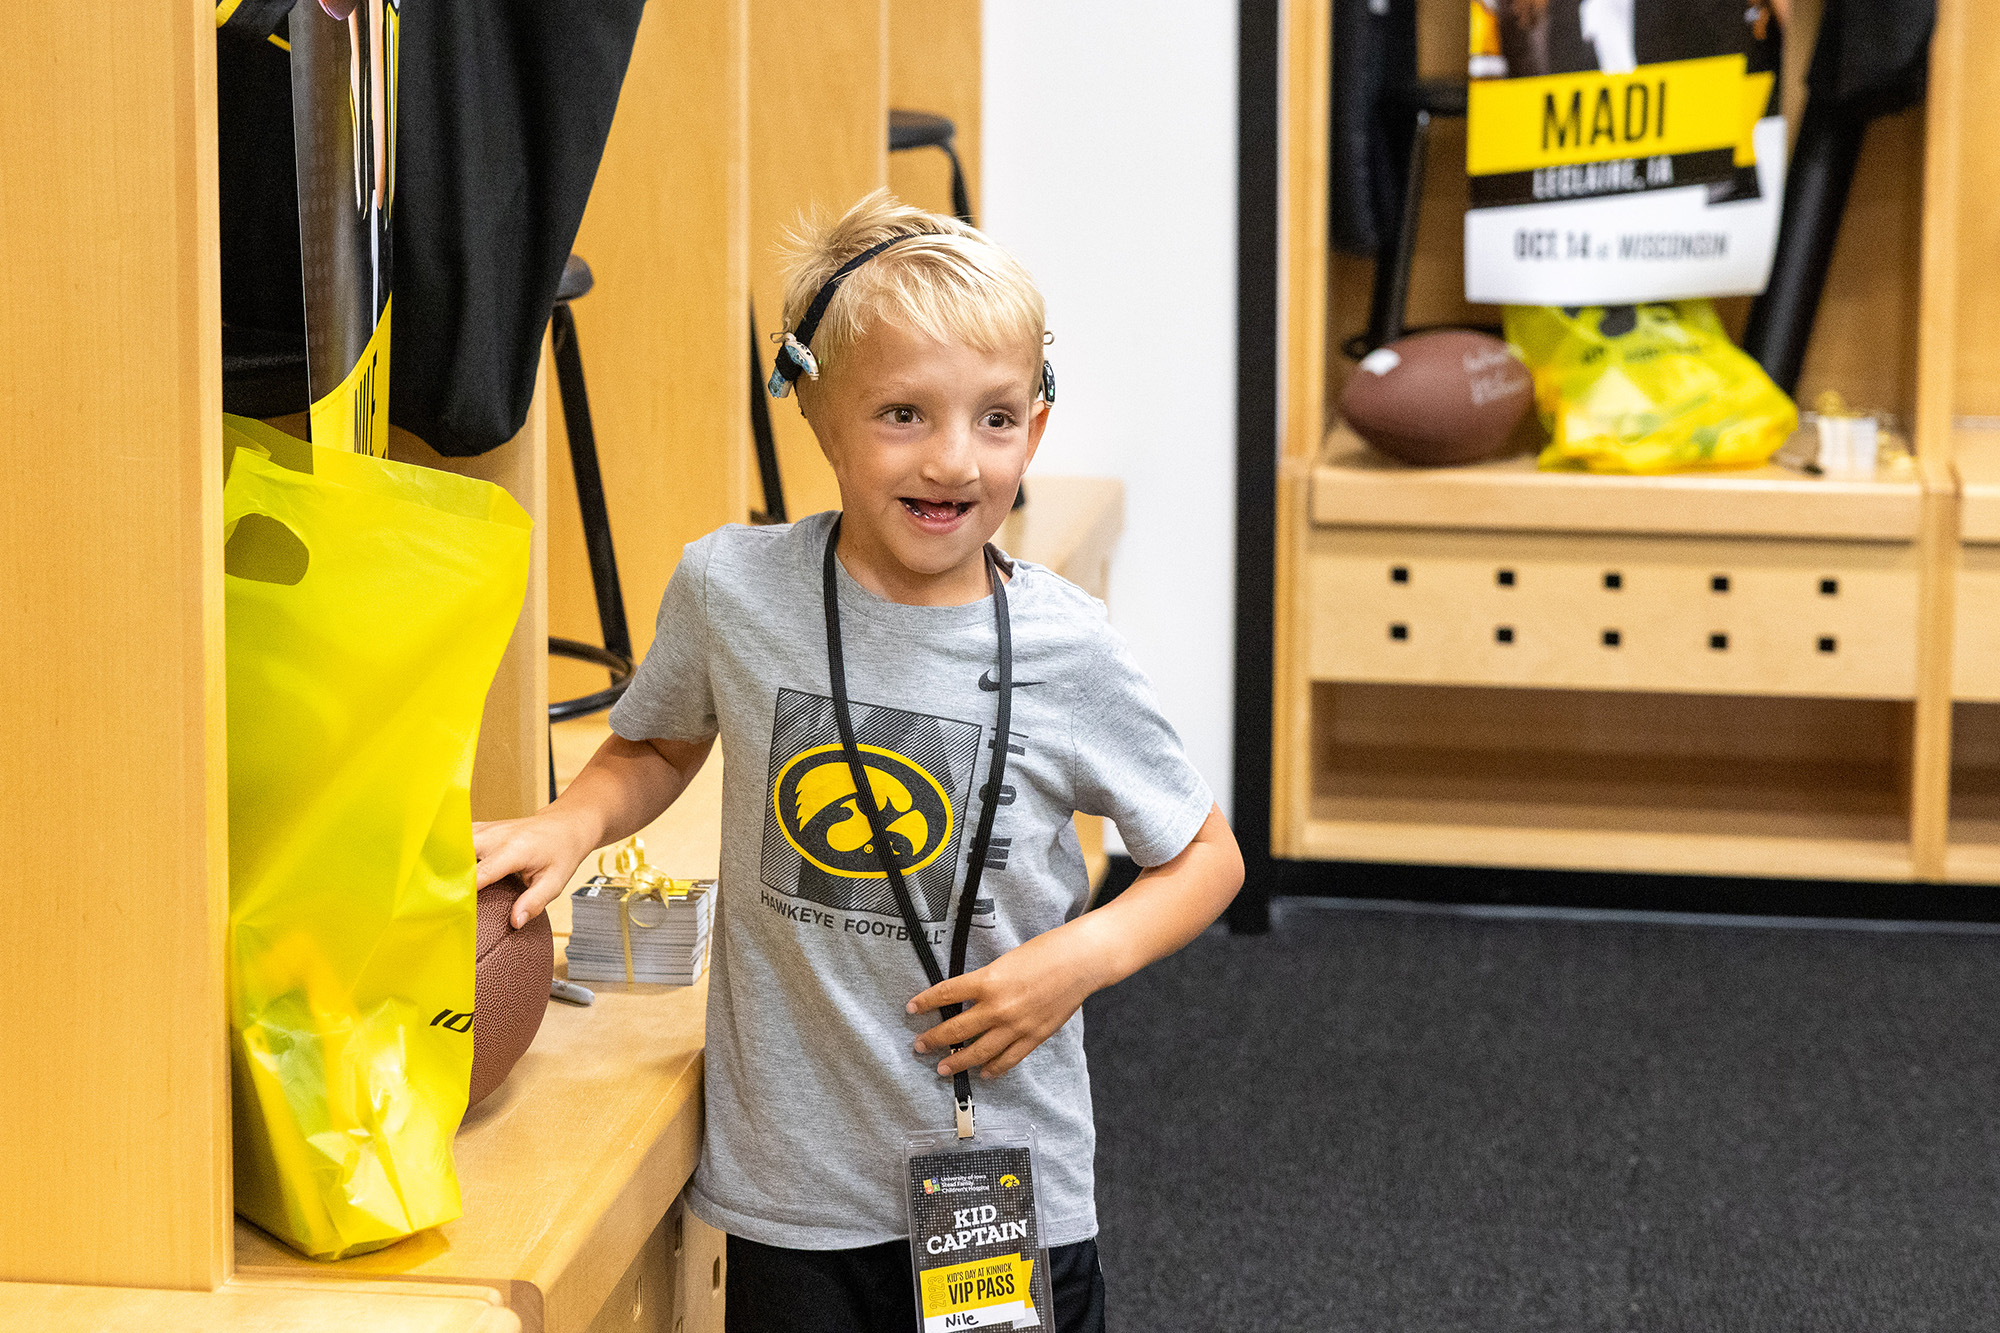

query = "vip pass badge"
[582,836,696,984]
[905,1122,1053,1332]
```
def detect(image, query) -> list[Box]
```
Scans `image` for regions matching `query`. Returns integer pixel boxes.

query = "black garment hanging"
[820,518,1012,1133]
[391,0,645,456]
[213,0,644,454]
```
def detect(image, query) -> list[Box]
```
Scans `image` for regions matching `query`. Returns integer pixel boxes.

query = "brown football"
[469,874,554,1111]
[1340,329,1533,466]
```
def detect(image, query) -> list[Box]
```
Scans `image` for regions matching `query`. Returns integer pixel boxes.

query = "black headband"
[766,235,917,398]
[764,231,1055,406]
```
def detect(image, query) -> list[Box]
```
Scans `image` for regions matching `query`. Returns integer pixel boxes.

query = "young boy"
[473,190,1242,1333]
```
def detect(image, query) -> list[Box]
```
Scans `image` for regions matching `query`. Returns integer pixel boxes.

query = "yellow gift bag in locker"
[222,415,532,1259]
[1506,301,1798,474]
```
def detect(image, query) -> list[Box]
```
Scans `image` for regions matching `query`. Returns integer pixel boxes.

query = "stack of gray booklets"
[566,876,714,985]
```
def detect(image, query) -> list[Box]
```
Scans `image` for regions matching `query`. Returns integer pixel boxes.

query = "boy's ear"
[1022,398,1050,470]
[798,384,841,468]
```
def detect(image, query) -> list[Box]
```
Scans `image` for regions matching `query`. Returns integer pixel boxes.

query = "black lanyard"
[821,516,1011,1137]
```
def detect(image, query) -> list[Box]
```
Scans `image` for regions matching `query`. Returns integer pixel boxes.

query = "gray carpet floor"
[1083,897,2000,1331]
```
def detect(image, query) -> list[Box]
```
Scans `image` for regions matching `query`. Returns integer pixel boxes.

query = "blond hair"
[777,189,1046,385]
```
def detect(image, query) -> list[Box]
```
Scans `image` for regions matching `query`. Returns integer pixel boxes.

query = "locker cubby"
[1280,432,1936,878]
[1950,702,2000,879]
[1303,683,1913,880]
[1947,433,2000,880]
[1258,0,2000,885]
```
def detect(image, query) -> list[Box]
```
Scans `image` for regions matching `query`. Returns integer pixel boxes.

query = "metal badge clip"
[955,1095,976,1141]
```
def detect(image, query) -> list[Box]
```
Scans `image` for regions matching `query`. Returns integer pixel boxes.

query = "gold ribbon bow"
[592,837,695,984]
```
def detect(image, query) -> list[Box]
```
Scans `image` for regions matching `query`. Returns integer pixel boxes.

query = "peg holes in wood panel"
[1310,537,1914,696]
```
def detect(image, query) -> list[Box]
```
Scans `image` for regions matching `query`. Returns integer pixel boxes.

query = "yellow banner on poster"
[1737,70,1774,166]
[919,1253,1036,1323]
[308,295,393,457]
[1467,55,1748,177]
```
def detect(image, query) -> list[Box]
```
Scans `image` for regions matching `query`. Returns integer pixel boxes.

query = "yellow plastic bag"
[1504,301,1797,474]
[223,415,531,1259]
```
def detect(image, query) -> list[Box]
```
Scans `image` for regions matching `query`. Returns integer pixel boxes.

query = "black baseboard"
[1100,852,2000,926]
[1267,859,2000,924]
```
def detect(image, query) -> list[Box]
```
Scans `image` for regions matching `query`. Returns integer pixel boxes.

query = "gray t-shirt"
[608,511,1214,1249]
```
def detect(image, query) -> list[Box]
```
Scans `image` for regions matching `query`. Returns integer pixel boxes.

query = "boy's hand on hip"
[907,917,1121,1080]
[908,806,1244,1080]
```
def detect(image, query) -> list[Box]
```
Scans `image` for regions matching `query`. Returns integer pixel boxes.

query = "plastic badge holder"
[906,1119,1053,1331]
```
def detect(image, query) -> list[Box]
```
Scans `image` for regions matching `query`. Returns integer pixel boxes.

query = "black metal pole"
[1229,0,1282,934]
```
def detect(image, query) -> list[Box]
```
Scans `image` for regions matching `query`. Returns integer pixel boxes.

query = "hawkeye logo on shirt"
[761,688,987,920]
[773,743,955,879]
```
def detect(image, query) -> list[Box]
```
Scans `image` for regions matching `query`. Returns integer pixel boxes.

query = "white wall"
[983,3,1240,834]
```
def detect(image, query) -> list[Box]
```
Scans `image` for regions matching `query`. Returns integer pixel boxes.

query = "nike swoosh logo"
[978,671,1044,691]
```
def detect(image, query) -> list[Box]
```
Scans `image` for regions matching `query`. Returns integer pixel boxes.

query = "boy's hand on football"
[473,809,598,928]
[907,920,1119,1080]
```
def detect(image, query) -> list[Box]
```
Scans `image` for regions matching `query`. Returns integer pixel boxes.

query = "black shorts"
[725,1233,1107,1333]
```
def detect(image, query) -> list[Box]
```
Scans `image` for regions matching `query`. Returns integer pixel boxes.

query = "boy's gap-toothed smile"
[900,498,973,521]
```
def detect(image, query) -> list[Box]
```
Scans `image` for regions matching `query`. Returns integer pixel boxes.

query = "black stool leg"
[748,301,788,524]
[551,301,633,666]
[548,300,634,804]
[939,140,974,226]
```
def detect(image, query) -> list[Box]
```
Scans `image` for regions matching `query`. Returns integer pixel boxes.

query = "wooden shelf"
[1953,426,2000,543]
[235,964,707,1333]
[1953,432,2000,701]
[1312,428,1924,541]
[0,1277,519,1332]
[1305,747,1912,881]
[1289,683,1916,881]
[997,475,1125,600]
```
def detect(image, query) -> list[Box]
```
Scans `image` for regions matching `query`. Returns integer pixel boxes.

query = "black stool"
[548,254,635,799]
[889,109,974,224]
